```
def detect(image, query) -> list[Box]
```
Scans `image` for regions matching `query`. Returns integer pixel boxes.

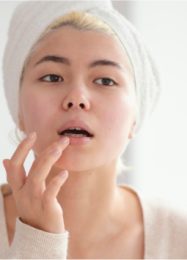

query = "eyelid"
[39,74,63,82]
[94,77,118,86]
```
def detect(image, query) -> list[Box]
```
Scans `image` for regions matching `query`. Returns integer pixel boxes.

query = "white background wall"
[0,1,187,206]
[0,1,20,184]
[131,2,187,206]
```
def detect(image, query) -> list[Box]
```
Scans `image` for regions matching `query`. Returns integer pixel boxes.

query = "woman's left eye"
[94,78,117,86]
[39,74,63,82]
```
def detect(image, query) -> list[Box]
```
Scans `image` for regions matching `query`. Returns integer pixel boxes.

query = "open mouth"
[58,127,94,138]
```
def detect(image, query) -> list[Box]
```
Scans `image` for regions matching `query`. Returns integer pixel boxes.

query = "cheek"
[19,88,58,141]
[19,89,58,154]
[104,96,135,132]
[20,92,45,131]
[99,94,136,153]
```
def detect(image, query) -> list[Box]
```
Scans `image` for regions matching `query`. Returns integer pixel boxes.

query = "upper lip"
[57,120,94,137]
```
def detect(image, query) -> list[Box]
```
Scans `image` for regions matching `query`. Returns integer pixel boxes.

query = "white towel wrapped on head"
[3,0,160,133]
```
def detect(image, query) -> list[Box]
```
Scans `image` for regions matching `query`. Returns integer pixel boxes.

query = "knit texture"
[3,0,160,133]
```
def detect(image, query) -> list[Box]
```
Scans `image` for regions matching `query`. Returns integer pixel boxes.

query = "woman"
[0,1,186,259]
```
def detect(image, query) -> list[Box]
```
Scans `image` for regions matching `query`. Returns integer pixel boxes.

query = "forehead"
[28,26,133,73]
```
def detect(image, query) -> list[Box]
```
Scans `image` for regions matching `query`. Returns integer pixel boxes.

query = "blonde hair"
[44,11,116,38]
[21,11,118,82]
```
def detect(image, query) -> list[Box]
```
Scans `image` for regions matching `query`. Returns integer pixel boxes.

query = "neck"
[49,162,125,241]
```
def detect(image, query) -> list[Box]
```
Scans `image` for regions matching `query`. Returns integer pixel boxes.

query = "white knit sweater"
[0,183,186,259]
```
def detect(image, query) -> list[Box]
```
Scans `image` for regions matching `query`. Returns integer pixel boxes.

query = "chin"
[55,153,107,173]
[55,154,93,172]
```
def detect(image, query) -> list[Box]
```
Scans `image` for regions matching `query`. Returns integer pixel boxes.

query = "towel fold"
[3,0,160,133]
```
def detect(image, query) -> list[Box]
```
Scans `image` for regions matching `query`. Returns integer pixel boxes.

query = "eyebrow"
[35,55,70,66]
[34,55,124,70]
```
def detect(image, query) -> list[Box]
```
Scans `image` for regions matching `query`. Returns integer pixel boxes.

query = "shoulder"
[141,195,187,258]
[142,195,187,228]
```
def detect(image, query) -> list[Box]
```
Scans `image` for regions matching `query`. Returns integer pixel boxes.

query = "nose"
[62,86,91,111]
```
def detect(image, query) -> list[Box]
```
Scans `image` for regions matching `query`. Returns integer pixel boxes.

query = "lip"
[57,120,94,137]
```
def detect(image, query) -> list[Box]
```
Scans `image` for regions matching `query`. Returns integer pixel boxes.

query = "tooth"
[68,128,86,132]
[63,133,86,137]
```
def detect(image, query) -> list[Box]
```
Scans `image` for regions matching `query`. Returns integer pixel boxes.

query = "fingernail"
[28,132,37,141]
[59,137,69,145]
[49,145,61,155]
[59,170,68,178]
[53,148,62,156]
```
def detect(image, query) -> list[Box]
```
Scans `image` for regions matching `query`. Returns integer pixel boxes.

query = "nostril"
[80,103,85,109]
[66,102,86,109]
[68,102,73,108]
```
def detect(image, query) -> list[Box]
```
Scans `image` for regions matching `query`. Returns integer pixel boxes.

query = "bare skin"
[2,27,144,258]
[2,135,144,258]
[3,133,70,234]
[3,184,144,259]
[2,156,144,259]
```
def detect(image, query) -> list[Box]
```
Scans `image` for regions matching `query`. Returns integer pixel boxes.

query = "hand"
[3,133,69,234]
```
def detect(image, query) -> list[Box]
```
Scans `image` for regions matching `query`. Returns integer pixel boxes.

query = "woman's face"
[19,26,137,172]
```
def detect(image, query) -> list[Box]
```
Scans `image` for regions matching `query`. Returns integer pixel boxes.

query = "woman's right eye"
[39,74,63,82]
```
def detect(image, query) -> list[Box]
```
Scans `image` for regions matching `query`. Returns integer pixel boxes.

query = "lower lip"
[60,135,93,145]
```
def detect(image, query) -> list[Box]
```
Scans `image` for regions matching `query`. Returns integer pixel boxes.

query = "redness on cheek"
[21,92,50,133]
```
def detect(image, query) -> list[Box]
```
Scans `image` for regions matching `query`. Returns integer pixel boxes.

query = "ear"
[128,121,136,139]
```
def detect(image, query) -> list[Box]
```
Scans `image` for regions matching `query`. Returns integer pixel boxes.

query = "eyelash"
[39,74,63,82]
[94,78,117,86]
[39,74,118,87]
